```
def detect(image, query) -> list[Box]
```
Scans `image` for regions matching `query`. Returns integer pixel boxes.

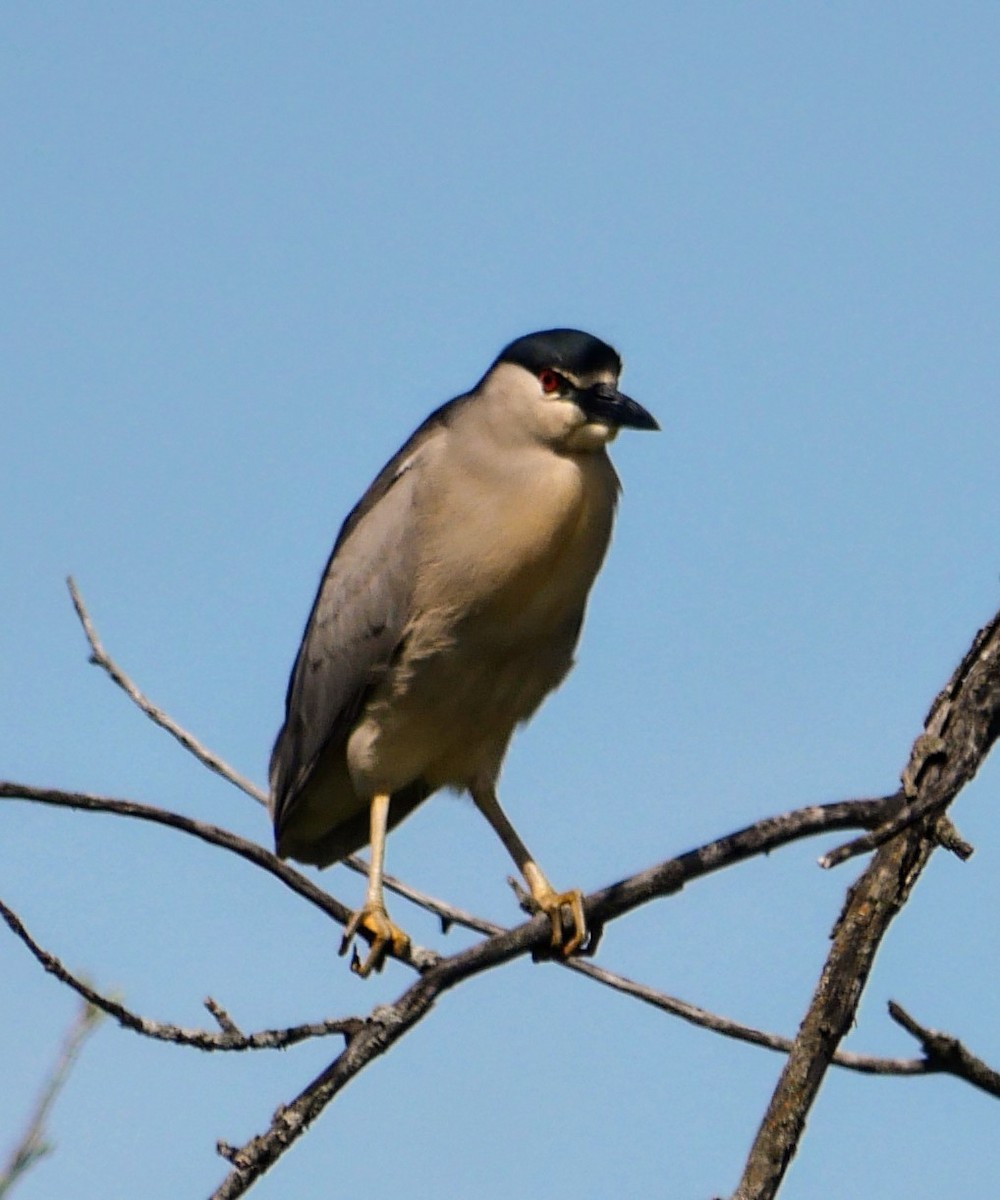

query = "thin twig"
[819,790,936,868]
[563,958,926,1076]
[67,577,267,805]
[342,855,502,936]
[0,999,101,1198]
[0,897,361,1052]
[888,1001,1000,1098]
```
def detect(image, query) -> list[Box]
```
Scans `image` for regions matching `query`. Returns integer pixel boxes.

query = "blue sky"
[3,4,999,1197]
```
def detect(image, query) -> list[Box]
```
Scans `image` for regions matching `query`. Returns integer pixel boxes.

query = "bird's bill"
[576,382,659,431]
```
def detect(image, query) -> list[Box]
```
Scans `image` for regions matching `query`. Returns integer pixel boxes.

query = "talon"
[339,904,411,978]
[339,907,365,953]
[532,885,587,957]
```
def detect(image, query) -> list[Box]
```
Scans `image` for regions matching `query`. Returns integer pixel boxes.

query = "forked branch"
[732,606,1000,1200]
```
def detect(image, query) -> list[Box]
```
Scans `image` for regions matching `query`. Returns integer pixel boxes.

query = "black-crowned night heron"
[270,329,657,975]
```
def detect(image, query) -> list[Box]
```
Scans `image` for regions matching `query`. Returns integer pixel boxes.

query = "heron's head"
[480,328,658,453]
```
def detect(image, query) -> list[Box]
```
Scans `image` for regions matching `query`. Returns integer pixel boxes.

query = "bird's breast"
[347,446,619,795]
[416,445,619,640]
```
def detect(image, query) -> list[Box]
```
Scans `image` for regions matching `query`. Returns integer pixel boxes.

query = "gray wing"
[268,422,442,838]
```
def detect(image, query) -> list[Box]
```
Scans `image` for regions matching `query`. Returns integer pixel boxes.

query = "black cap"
[496,329,622,379]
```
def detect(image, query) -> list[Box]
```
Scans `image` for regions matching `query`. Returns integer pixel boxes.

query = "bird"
[269,328,658,976]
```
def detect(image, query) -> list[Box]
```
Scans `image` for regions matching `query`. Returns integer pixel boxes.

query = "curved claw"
[533,885,587,957]
[339,904,411,977]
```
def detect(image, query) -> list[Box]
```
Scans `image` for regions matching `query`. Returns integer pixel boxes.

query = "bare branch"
[204,998,243,1036]
[888,1001,1000,1099]
[2,780,886,982]
[732,604,1000,1200]
[2,786,922,1078]
[66,577,266,805]
[1,782,344,923]
[0,797,925,1081]
[354,832,930,1078]
[379,879,928,1077]
[2,737,903,1199]
[818,789,950,868]
[0,999,101,1198]
[581,797,889,928]
[0,782,442,972]
[204,794,894,1197]
[0,897,361,1052]
[209,917,542,1196]
[210,846,939,1200]
[563,958,927,1076]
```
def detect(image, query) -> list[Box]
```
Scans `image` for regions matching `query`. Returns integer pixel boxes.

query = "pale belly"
[346,626,576,794]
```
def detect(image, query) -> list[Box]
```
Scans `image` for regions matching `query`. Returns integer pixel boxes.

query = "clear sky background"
[2,5,999,1198]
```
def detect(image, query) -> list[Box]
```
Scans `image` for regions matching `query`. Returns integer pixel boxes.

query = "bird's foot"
[530,882,587,957]
[339,903,410,977]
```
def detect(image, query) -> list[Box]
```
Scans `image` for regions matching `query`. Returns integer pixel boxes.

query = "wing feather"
[268,425,440,837]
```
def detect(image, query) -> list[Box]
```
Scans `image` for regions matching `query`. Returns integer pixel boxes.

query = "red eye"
[539,369,561,394]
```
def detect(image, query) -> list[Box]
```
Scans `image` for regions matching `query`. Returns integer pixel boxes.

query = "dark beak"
[576,382,659,431]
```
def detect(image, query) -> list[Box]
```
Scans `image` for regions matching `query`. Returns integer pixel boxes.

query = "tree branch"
[0,897,361,1051]
[0,783,348,930]
[732,605,1000,1200]
[210,910,568,1196]
[1,780,886,980]
[2,784,928,1081]
[0,804,931,1083]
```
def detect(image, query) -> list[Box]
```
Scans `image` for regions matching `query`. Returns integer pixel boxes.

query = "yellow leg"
[339,792,411,977]
[472,786,586,956]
